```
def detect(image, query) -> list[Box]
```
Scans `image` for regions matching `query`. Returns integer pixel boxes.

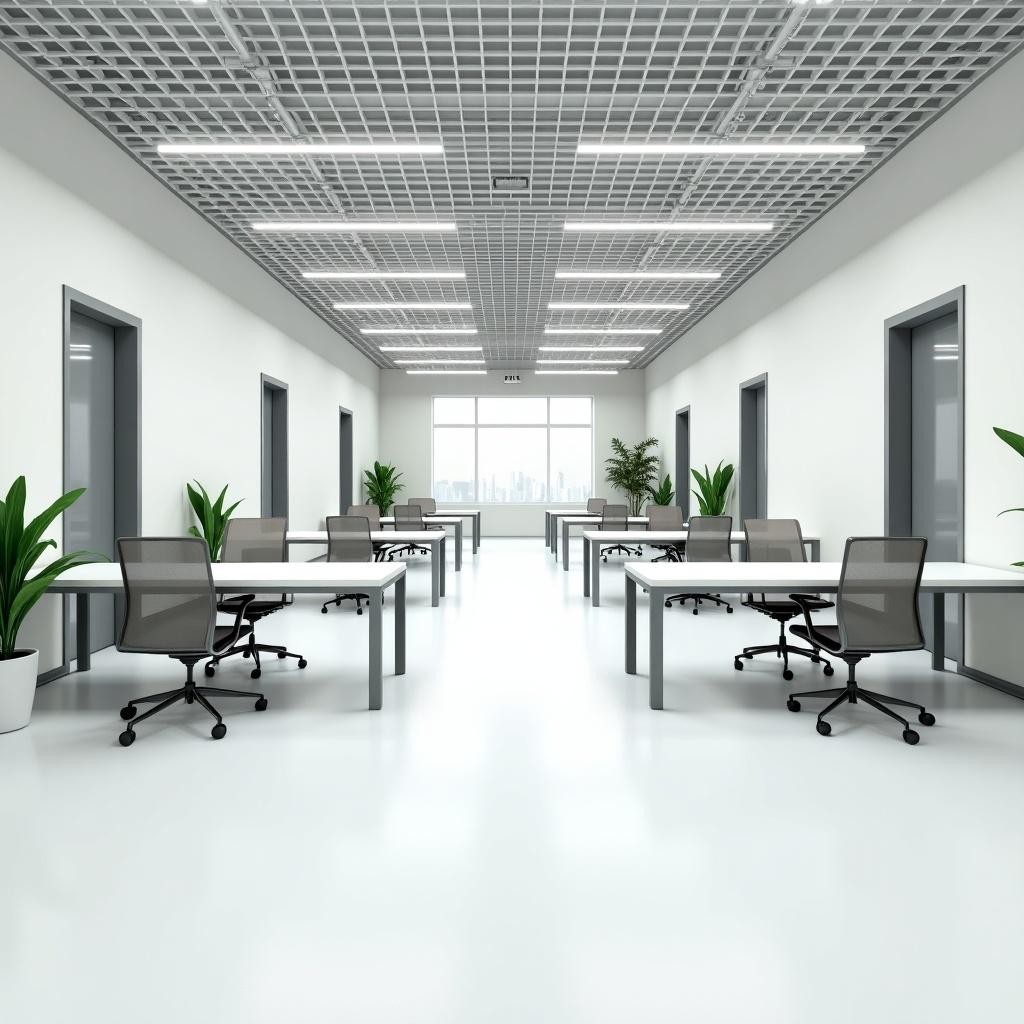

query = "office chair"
[204,517,308,680]
[387,503,433,558]
[786,536,935,744]
[321,515,373,615]
[733,519,834,680]
[600,504,642,561]
[645,504,685,562]
[665,516,734,614]
[586,497,608,515]
[115,537,267,746]
[348,503,393,561]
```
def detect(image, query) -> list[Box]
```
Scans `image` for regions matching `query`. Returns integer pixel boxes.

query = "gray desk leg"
[553,518,559,557]
[395,575,406,676]
[369,591,383,711]
[545,512,550,548]
[625,575,636,675]
[810,539,821,562]
[932,593,945,671]
[76,593,91,672]
[473,513,480,553]
[455,522,463,571]
[563,521,572,572]
[583,536,591,598]
[649,589,664,711]
[592,539,601,607]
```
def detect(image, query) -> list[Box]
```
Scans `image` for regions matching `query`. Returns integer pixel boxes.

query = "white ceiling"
[2,0,1021,370]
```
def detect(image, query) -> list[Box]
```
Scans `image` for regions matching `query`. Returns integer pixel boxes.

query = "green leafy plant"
[363,461,404,513]
[648,473,675,506]
[994,426,1024,566]
[691,461,735,517]
[186,481,242,561]
[605,437,660,516]
[1,477,105,661]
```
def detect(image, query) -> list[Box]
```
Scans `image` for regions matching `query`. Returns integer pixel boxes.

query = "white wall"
[379,371,648,535]
[0,54,379,674]
[645,50,1024,686]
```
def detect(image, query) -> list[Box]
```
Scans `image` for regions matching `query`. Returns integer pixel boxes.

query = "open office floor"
[3,539,1023,1023]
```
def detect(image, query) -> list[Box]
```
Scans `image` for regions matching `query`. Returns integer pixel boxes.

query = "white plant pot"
[0,649,40,734]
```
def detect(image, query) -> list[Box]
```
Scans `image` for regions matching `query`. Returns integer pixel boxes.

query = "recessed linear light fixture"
[333,302,472,311]
[548,302,689,311]
[539,346,644,352]
[159,142,443,157]
[253,221,456,233]
[544,327,661,336]
[378,346,483,352]
[406,370,488,376]
[361,327,477,335]
[535,370,618,376]
[303,270,465,281]
[537,359,630,365]
[392,359,486,365]
[577,142,864,157]
[555,270,720,281]
[564,221,772,233]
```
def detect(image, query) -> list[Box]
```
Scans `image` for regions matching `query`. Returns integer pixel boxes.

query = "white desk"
[545,508,590,549]
[622,561,1024,711]
[434,509,481,553]
[558,515,648,562]
[379,515,464,570]
[47,561,407,711]
[287,530,446,607]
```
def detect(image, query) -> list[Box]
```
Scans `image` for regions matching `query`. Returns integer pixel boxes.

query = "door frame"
[339,405,354,513]
[738,373,768,525]
[260,373,289,519]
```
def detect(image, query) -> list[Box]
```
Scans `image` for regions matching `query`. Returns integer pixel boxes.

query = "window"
[433,396,593,503]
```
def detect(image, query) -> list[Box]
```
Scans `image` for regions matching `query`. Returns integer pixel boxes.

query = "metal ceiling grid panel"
[2,1,1021,370]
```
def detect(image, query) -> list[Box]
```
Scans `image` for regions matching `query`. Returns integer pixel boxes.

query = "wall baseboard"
[958,664,1024,701]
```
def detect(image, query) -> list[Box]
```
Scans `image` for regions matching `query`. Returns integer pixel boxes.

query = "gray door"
[740,379,767,524]
[67,312,116,654]
[261,377,289,518]
[339,409,353,512]
[675,408,690,520]
[911,312,961,660]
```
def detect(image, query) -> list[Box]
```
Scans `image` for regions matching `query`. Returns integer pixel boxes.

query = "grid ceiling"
[2,1,1022,370]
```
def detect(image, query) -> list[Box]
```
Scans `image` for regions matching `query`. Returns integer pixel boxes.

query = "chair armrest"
[788,593,834,632]
[224,593,256,642]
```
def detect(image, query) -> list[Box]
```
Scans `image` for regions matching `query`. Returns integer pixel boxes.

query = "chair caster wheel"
[298,659,308,669]
[665,600,672,608]
[119,705,136,721]
[727,606,733,613]
[816,719,832,736]
[811,656,820,664]
[255,698,268,712]
[902,729,920,745]
[357,607,363,615]
[250,669,261,680]
[277,651,287,659]
[783,669,794,681]
[242,650,250,659]
[211,723,227,740]
[118,729,135,747]
[734,659,743,671]
[823,664,834,677]
[787,699,801,713]
[321,607,328,614]
[204,663,216,677]
[918,711,935,726]
[692,608,698,615]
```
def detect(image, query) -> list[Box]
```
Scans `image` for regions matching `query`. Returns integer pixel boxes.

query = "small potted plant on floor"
[691,461,735,516]
[186,480,243,561]
[0,477,104,734]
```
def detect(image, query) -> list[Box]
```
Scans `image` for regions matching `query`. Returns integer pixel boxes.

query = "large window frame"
[432,395,594,504]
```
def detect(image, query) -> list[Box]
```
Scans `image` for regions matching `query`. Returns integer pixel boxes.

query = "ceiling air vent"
[492,175,529,192]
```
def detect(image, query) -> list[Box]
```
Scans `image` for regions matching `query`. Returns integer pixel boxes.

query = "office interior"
[1,2,1024,1021]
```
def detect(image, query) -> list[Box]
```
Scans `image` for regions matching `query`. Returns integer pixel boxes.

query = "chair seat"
[790,623,842,652]
[746,599,803,617]
[213,623,252,652]
[218,597,284,619]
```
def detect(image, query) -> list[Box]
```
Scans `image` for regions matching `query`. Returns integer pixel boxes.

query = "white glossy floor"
[3,538,1024,1023]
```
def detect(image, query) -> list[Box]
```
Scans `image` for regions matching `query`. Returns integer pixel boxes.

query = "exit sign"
[503,374,522,384]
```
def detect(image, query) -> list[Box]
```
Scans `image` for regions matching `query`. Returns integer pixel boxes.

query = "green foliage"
[186,481,242,561]
[648,473,675,506]
[0,477,105,661]
[605,437,660,516]
[993,427,1024,566]
[363,461,404,513]
[690,461,735,517]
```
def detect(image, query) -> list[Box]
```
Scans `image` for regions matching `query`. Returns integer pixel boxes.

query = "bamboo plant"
[186,481,242,561]
[604,437,660,516]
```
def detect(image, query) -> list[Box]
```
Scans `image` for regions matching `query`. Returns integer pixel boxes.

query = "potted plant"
[186,481,242,561]
[0,477,104,733]
[691,461,735,516]
[993,426,1024,566]
[363,461,404,513]
[648,473,675,506]
[604,437,660,516]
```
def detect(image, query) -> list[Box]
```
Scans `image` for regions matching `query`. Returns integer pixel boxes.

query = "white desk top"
[547,508,594,515]
[47,561,407,594]
[287,530,442,545]
[582,529,820,543]
[563,515,649,526]
[624,561,1024,593]
[378,516,462,526]
[429,509,480,515]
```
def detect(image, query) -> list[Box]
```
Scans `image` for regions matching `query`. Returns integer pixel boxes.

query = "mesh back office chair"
[645,504,685,562]
[409,498,444,555]
[586,498,608,515]
[786,536,934,744]
[115,537,267,746]
[665,516,734,614]
[205,518,308,680]
[733,519,834,680]
[349,504,394,561]
[322,515,374,615]
[600,504,642,561]
[388,503,432,559]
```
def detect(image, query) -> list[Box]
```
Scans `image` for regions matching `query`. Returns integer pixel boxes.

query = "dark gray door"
[339,409,353,512]
[675,408,690,520]
[911,312,961,660]
[740,378,767,524]
[67,312,116,654]
[261,377,289,518]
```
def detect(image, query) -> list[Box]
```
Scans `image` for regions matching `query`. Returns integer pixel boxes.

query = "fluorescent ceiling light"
[361,327,476,335]
[577,142,864,157]
[535,370,618,376]
[548,302,689,311]
[253,221,456,233]
[378,346,482,352]
[160,142,443,157]
[539,346,644,352]
[544,327,661,336]
[392,359,486,365]
[303,270,465,281]
[333,302,472,311]
[556,270,720,280]
[564,221,772,233]
[536,359,629,365]
[406,370,487,376]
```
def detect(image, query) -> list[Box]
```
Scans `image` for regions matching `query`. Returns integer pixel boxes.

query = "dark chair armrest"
[788,593,833,633]
[224,593,256,642]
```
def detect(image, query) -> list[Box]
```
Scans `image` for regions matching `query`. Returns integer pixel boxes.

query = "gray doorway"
[339,406,354,513]
[62,287,141,667]
[739,374,768,526]
[885,287,964,664]
[261,374,289,518]
[675,407,690,520]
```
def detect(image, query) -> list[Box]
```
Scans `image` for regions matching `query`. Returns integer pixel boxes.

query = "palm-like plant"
[691,461,735,517]
[186,481,242,561]
[363,461,404,513]
[605,437,660,516]
[0,477,105,661]
[994,426,1024,566]
[648,473,675,506]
